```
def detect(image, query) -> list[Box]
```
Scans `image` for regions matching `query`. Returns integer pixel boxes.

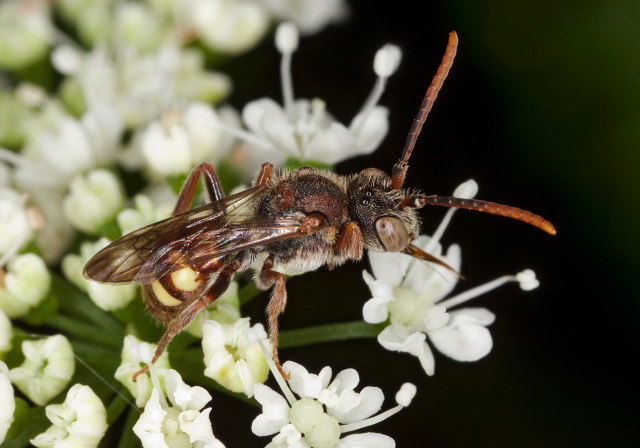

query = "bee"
[83,31,556,380]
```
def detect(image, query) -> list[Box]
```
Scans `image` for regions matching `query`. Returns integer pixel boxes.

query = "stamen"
[437,269,538,309]
[425,179,477,253]
[340,382,415,434]
[258,340,297,407]
[350,44,401,134]
[275,22,299,119]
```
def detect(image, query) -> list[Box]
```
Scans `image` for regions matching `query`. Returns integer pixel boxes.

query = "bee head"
[347,168,423,253]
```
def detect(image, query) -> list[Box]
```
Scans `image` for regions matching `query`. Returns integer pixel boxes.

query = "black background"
[212,1,640,446]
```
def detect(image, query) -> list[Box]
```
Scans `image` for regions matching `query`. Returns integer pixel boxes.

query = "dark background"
[213,1,640,446]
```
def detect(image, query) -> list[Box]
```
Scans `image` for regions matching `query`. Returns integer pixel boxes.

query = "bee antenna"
[424,195,558,235]
[391,31,458,190]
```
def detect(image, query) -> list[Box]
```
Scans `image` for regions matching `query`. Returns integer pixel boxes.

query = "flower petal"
[337,432,395,448]
[378,325,435,376]
[429,308,495,362]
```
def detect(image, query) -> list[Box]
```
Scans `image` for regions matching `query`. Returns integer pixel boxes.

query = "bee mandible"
[83,31,556,380]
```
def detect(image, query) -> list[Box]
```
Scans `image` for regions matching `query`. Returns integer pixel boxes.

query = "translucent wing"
[83,185,303,285]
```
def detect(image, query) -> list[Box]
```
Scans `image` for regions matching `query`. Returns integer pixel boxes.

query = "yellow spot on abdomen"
[151,280,182,307]
[170,266,202,291]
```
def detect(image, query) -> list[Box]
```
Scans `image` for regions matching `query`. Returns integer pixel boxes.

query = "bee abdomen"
[143,267,204,317]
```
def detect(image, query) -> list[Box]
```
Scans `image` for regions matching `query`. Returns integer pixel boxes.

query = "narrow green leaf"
[2,399,49,448]
[50,274,124,335]
[115,408,142,448]
[278,320,385,348]
[106,389,138,425]
[48,314,122,348]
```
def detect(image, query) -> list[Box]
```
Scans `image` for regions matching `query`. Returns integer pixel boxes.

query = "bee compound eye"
[375,216,409,252]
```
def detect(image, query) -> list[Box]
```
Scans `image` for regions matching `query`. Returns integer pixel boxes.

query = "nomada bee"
[83,32,556,380]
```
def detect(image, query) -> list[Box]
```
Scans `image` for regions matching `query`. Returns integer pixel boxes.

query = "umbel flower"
[115,335,172,408]
[9,335,75,406]
[252,344,416,448]
[363,180,541,375]
[202,317,271,397]
[222,22,401,179]
[133,365,225,448]
[30,383,108,448]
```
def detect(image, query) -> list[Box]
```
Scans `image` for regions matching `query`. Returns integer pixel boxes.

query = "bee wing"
[83,186,304,285]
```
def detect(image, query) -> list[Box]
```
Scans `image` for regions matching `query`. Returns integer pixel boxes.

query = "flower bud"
[62,238,137,311]
[9,335,75,406]
[31,384,107,447]
[0,253,51,318]
[0,0,52,70]
[0,361,14,444]
[62,169,125,235]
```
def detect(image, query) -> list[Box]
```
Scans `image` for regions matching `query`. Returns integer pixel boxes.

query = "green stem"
[278,320,385,348]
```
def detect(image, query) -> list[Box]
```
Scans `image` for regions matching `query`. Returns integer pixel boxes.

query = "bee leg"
[174,162,225,215]
[132,256,244,382]
[335,222,364,261]
[258,255,290,379]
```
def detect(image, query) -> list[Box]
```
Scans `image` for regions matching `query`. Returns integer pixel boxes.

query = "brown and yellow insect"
[83,32,556,380]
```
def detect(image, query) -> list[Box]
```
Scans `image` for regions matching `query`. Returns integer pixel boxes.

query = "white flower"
[0,0,53,70]
[139,103,225,178]
[9,335,75,406]
[117,194,174,236]
[76,1,170,52]
[52,44,231,128]
[133,369,225,448]
[202,317,270,397]
[0,253,51,318]
[252,355,414,448]
[63,169,126,234]
[224,23,399,179]
[0,308,11,354]
[62,237,137,311]
[30,383,107,448]
[0,187,39,266]
[0,360,14,444]
[261,0,349,36]
[15,104,124,190]
[115,335,172,408]
[186,280,241,337]
[362,180,541,375]
[183,0,269,54]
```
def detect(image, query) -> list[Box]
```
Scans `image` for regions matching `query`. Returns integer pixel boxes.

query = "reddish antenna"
[391,31,458,190]
[424,196,557,235]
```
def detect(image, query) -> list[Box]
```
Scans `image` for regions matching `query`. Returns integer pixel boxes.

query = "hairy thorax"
[255,167,352,274]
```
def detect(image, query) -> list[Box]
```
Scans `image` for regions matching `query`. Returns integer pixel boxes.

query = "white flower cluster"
[363,180,540,375]
[252,352,416,448]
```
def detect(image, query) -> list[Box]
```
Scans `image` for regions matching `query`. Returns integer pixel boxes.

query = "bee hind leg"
[132,255,244,382]
[257,255,289,380]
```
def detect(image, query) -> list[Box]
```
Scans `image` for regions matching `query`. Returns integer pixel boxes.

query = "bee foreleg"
[257,255,289,379]
[334,222,364,261]
[174,162,225,215]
